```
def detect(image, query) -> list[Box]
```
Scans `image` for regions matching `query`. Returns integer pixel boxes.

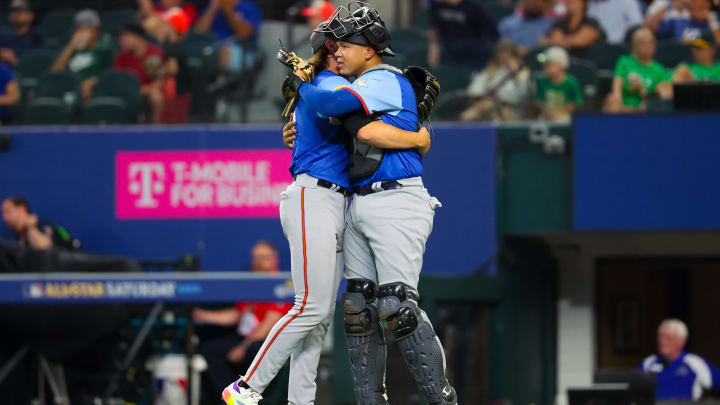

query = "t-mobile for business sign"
[115,150,292,219]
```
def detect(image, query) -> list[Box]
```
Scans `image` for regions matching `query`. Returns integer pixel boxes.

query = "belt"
[354,180,402,196]
[294,175,350,196]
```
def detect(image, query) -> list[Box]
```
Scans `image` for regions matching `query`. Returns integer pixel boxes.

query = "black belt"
[294,175,350,196]
[354,180,402,196]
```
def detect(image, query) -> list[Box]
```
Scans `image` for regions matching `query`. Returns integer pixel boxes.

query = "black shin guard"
[343,279,390,405]
[378,283,457,405]
[346,325,389,405]
[397,323,457,405]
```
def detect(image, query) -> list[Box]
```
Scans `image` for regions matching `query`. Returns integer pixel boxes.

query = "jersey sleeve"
[343,71,404,116]
[316,74,351,91]
[707,359,720,388]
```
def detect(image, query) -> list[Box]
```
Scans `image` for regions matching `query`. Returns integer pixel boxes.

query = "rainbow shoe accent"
[222,378,263,405]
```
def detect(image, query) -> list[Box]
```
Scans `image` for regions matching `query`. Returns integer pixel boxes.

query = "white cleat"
[222,379,263,405]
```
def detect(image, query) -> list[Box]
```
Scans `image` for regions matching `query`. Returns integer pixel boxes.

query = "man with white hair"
[639,319,720,401]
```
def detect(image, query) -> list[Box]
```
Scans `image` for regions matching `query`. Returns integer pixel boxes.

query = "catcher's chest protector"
[348,64,407,183]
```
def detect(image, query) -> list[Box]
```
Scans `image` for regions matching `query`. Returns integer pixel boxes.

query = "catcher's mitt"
[277,45,315,118]
[403,66,441,123]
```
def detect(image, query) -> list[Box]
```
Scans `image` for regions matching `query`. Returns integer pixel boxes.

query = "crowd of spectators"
[0,0,268,125]
[426,0,720,122]
[1,0,720,125]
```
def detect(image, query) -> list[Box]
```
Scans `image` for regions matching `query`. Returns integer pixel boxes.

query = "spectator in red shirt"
[114,22,166,123]
[193,241,292,396]
[138,0,194,43]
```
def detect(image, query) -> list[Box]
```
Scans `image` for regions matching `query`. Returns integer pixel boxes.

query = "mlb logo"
[25,283,44,298]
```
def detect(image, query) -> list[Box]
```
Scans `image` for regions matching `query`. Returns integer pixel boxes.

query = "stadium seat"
[0,12,9,27]
[35,72,82,110]
[83,96,128,124]
[24,97,71,125]
[568,59,599,99]
[646,97,674,113]
[185,39,219,121]
[40,9,76,49]
[412,8,431,30]
[185,30,218,47]
[585,42,629,70]
[390,29,428,67]
[433,63,473,93]
[16,48,56,90]
[101,9,137,38]
[486,3,515,23]
[92,71,141,121]
[655,41,692,69]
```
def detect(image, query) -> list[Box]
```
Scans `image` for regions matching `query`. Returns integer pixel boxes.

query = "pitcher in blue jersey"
[285,3,457,404]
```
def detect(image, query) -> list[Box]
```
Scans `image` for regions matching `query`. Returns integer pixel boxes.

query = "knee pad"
[342,279,378,336]
[377,283,422,339]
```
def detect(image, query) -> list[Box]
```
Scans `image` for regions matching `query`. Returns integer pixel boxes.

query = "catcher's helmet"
[310,20,339,54]
[316,2,395,57]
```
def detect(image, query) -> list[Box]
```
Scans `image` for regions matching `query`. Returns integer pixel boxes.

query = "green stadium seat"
[486,3,515,23]
[36,71,82,110]
[585,42,629,70]
[646,97,674,112]
[390,29,428,66]
[568,59,599,99]
[101,9,137,38]
[16,48,56,89]
[185,38,219,72]
[0,13,9,27]
[92,71,141,121]
[185,30,218,46]
[655,41,692,69]
[413,8,431,30]
[83,96,128,124]
[40,9,76,49]
[24,97,71,125]
[432,63,473,93]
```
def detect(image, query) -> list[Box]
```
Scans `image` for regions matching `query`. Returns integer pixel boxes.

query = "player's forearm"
[298,83,363,117]
[357,121,427,150]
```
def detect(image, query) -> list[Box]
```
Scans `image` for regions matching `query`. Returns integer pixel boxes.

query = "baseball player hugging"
[283,2,454,405]
[222,3,443,405]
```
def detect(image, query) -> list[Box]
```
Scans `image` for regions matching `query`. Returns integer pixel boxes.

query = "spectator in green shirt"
[50,9,115,103]
[605,27,672,112]
[673,30,720,82]
[535,46,583,123]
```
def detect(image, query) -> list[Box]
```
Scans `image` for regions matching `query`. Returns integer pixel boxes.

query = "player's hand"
[417,127,431,156]
[294,66,313,82]
[227,344,247,363]
[283,119,298,149]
